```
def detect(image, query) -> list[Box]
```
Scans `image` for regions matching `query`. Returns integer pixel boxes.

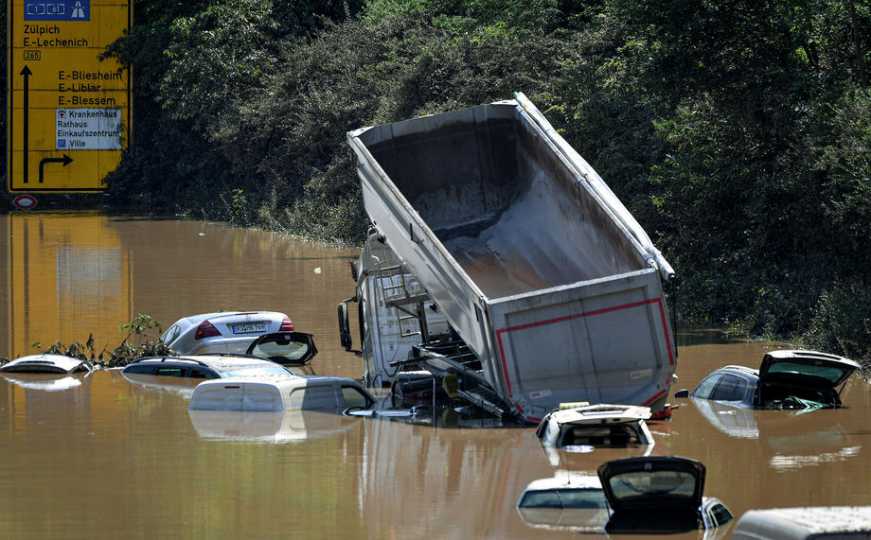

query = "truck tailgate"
[487,268,674,420]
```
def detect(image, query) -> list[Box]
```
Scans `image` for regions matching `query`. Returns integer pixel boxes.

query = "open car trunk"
[246,332,318,366]
[757,351,860,409]
[598,456,705,533]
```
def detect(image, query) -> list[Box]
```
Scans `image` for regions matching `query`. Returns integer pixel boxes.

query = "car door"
[708,374,751,404]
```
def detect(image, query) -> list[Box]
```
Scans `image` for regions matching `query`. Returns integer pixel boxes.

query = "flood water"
[1,213,869,539]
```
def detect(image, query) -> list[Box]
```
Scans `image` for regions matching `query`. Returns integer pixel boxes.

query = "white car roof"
[735,507,871,539]
[1,354,88,373]
[549,404,651,426]
[524,472,602,492]
[134,355,279,371]
[719,364,760,377]
[193,375,362,390]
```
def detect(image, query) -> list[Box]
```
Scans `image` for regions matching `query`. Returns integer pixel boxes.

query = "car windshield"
[766,361,852,384]
[519,489,608,509]
[608,471,696,501]
[218,365,293,378]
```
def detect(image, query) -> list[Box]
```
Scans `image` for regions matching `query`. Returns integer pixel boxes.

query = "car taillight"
[279,317,294,331]
[194,320,221,340]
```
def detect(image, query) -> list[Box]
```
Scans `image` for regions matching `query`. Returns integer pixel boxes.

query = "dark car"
[122,332,319,380]
[680,350,859,410]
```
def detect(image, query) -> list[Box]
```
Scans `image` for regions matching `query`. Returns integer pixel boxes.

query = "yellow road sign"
[6,0,132,192]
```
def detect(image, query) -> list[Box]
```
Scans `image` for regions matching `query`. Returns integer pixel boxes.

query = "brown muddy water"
[0,213,869,539]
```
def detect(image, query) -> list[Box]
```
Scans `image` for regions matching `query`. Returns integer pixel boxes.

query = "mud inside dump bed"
[365,105,647,299]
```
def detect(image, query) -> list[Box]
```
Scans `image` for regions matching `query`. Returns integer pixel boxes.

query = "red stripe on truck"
[643,389,668,406]
[494,297,674,400]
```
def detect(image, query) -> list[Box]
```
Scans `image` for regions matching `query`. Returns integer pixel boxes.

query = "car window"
[247,333,316,364]
[340,386,370,409]
[560,424,643,447]
[556,489,609,509]
[766,361,851,384]
[608,470,696,501]
[161,324,181,344]
[710,374,748,401]
[518,489,607,509]
[518,490,562,509]
[124,364,159,375]
[156,367,183,377]
[188,367,217,379]
[710,503,733,526]
[693,374,720,399]
[289,386,338,411]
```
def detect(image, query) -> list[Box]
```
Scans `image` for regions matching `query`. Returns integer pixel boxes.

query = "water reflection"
[121,372,200,399]
[691,398,759,439]
[0,372,87,392]
[189,409,361,444]
[688,398,862,471]
[0,213,133,359]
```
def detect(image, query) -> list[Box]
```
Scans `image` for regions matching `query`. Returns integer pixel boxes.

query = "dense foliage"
[1,0,869,356]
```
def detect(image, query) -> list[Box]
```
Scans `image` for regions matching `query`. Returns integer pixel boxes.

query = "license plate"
[230,321,268,335]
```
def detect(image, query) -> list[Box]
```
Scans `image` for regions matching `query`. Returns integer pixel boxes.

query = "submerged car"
[679,350,860,409]
[517,456,732,534]
[122,355,302,380]
[599,456,733,534]
[189,376,375,412]
[516,472,610,533]
[0,354,91,374]
[160,311,294,355]
[733,506,871,540]
[536,404,653,450]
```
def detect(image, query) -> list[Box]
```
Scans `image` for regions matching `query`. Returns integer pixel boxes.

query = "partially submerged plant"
[32,313,176,368]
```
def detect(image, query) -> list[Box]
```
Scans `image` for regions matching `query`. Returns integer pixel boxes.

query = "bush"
[804,281,871,364]
[27,313,174,368]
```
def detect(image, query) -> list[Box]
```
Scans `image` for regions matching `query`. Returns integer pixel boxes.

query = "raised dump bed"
[346,93,676,421]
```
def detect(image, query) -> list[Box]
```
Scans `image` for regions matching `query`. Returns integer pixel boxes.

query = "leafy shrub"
[804,282,871,365]
[29,313,175,368]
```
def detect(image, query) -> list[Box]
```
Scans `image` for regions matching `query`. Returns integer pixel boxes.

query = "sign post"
[7,0,131,192]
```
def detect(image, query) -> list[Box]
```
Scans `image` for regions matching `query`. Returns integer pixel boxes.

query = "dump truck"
[338,93,676,422]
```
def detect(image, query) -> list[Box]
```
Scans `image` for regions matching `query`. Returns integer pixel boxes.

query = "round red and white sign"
[12,194,38,210]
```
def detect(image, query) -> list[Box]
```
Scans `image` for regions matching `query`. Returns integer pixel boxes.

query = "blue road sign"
[24,0,90,21]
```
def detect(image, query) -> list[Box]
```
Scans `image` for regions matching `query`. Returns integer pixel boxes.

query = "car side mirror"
[674,389,689,399]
